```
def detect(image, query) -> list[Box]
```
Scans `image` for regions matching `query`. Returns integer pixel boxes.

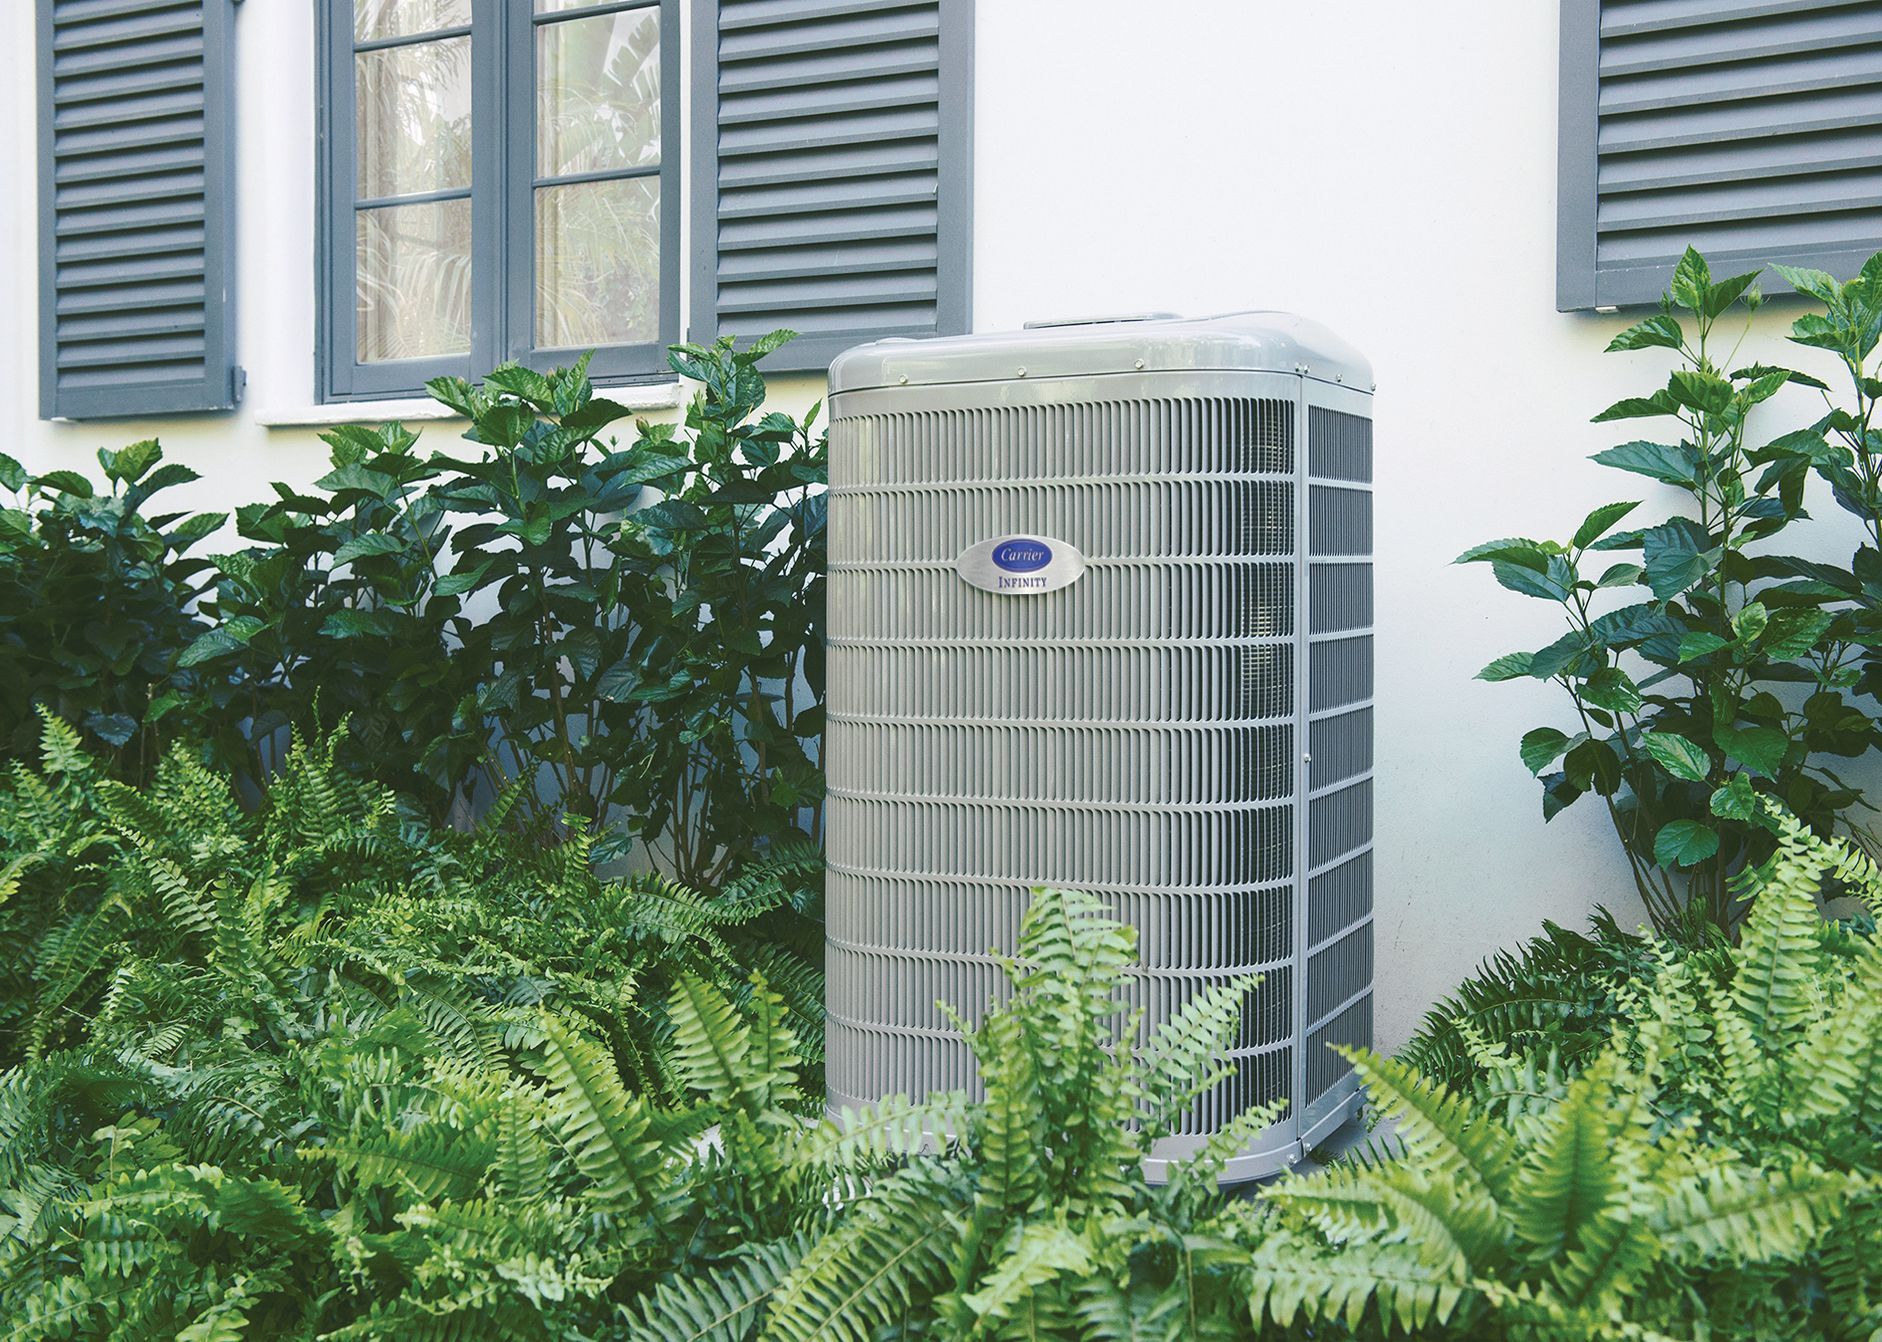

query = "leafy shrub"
[179,336,825,886]
[178,420,465,814]
[0,443,222,773]
[1462,247,1879,931]
[1252,808,1882,1341]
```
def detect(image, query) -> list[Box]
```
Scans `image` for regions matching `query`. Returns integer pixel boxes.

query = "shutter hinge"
[231,366,248,406]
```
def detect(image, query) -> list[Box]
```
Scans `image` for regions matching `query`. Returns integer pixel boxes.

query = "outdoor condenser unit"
[824,312,1374,1181]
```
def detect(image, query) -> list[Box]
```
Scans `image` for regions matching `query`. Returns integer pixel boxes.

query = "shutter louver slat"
[1560,0,1882,309]
[693,0,971,373]
[37,0,237,418]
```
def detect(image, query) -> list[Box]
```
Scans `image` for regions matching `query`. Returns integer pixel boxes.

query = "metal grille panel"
[828,338,1372,1179]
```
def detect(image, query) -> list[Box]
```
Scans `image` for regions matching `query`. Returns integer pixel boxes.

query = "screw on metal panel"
[1134,358,1145,370]
[1302,752,1313,762]
[1294,362,1309,375]
[1017,366,1028,377]
[898,374,909,384]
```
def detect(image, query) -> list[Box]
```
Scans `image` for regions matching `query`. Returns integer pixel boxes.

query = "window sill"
[254,380,684,429]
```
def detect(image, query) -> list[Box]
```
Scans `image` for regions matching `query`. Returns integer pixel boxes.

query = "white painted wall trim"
[254,381,684,430]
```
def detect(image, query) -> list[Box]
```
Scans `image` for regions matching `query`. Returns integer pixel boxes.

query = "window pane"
[536,178,659,349]
[537,9,660,178]
[356,0,470,43]
[357,199,473,362]
[356,37,472,199]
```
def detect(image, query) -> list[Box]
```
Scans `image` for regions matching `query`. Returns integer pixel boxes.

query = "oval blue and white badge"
[957,535,1086,594]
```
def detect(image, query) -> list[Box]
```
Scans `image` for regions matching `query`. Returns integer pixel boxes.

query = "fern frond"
[955,1218,1094,1329]
[1654,1161,1847,1262]
[763,1162,965,1342]
[1137,973,1259,1139]
[1730,830,1828,1046]
[617,1236,804,1342]
[1343,1048,1514,1206]
[1247,1231,1469,1334]
[535,1015,668,1217]
[1505,1060,1621,1256]
[666,975,754,1111]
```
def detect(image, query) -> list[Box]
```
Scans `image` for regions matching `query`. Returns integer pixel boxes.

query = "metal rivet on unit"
[898,374,909,384]
[1017,366,1028,377]
[1134,358,1145,370]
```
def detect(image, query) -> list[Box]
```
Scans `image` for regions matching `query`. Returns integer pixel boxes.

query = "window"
[320,0,679,400]
[1557,0,1882,312]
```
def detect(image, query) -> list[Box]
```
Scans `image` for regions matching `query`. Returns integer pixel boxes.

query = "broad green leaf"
[434,561,491,598]
[1713,723,1788,777]
[1642,518,1713,601]
[1477,652,1534,682]
[1703,269,1762,318]
[1677,631,1730,662]
[333,532,405,566]
[1520,727,1571,776]
[1671,247,1712,312]
[1654,819,1720,868]
[1530,630,1599,680]
[1542,770,1584,821]
[1493,555,1574,602]
[743,329,800,360]
[83,712,138,748]
[1642,731,1710,782]
[1668,369,1733,416]
[1565,739,1622,795]
[34,470,93,498]
[1761,609,1833,659]
[0,452,23,492]
[1772,262,1841,305]
[1591,440,1698,486]
[1595,562,1644,589]
[1591,391,1680,423]
[1572,501,1641,551]
[1604,313,1683,352]
[1731,602,1768,644]
[99,439,160,484]
[595,660,641,702]
[1581,666,1642,714]
[1711,774,1763,822]
[1454,537,1550,567]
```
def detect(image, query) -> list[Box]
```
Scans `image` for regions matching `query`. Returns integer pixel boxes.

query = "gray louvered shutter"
[36,0,239,420]
[1558,0,1882,311]
[690,0,973,373]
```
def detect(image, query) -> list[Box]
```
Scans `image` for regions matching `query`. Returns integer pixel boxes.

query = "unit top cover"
[827,310,1372,395]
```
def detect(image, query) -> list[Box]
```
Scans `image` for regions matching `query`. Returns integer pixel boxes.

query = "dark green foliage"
[1397,910,1663,1090]
[602,334,827,886]
[180,420,466,814]
[0,442,223,774]
[0,721,825,1339]
[173,336,825,888]
[648,888,1278,1342]
[1253,811,1882,1341]
[1463,247,1882,931]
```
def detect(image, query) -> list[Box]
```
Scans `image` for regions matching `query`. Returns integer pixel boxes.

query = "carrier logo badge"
[957,535,1086,594]
[992,539,1052,572]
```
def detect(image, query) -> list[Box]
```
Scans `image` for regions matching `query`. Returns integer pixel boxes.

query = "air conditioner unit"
[824,312,1374,1181]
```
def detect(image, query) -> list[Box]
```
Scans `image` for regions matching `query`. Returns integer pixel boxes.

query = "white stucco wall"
[2,2,1864,1052]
